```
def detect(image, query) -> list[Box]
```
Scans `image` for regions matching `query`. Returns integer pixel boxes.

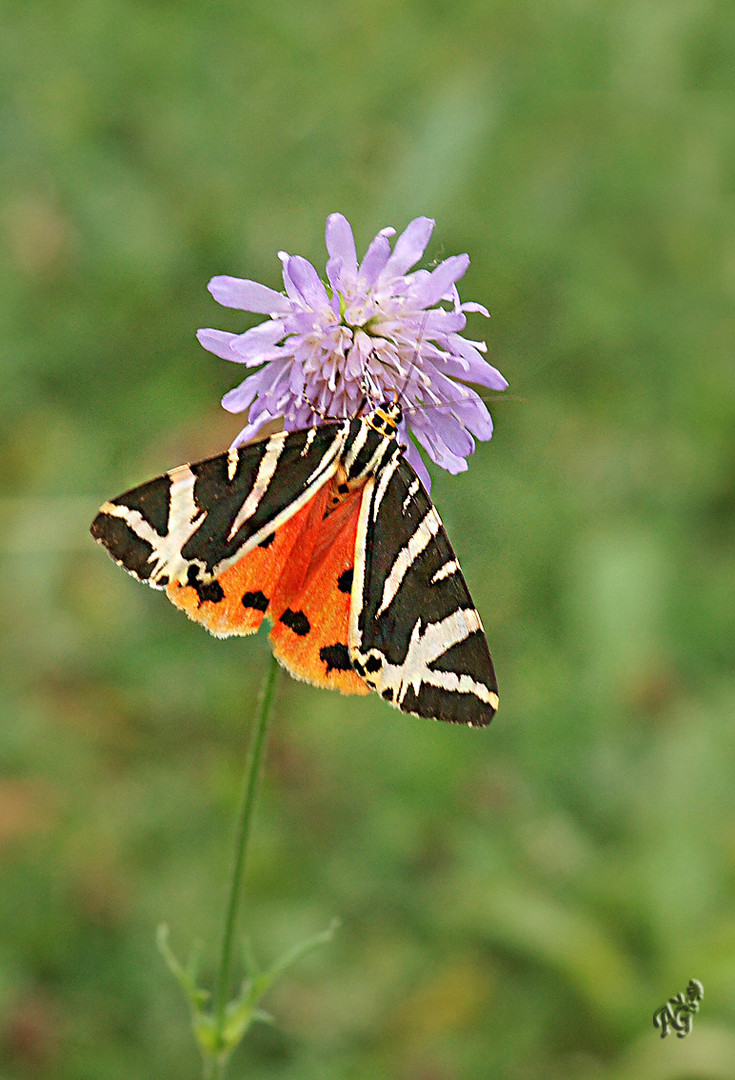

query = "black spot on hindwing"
[320,643,352,674]
[186,565,225,605]
[280,608,311,636]
[337,568,353,594]
[242,590,269,612]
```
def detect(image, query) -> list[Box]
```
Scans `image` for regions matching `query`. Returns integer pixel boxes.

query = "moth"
[91,401,498,726]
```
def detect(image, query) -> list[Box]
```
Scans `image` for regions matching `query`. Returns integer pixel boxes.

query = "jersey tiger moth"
[91,401,498,726]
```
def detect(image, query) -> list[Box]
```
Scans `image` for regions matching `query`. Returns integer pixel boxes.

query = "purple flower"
[198,214,507,489]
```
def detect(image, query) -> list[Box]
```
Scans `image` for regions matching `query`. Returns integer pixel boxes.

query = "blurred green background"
[2,1,735,1077]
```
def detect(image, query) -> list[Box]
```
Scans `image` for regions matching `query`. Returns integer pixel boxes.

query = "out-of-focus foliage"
[2,1,734,1077]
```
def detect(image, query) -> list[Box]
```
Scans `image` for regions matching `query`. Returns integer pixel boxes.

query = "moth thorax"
[365,401,402,438]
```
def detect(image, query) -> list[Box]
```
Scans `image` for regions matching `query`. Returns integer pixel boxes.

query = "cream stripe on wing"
[431,559,459,584]
[371,451,401,521]
[375,505,442,617]
[342,419,369,473]
[401,476,421,512]
[359,608,499,712]
[348,475,375,653]
[227,434,286,541]
[300,427,317,456]
[99,464,206,585]
[211,430,346,576]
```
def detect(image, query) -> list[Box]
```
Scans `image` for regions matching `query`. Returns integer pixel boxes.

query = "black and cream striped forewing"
[91,421,347,589]
[350,456,498,726]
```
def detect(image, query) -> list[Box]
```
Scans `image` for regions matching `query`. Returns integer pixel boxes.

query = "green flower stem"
[211,652,280,1074]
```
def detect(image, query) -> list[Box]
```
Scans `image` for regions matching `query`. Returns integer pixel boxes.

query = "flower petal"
[278,252,302,304]
[448,336,508,389]
[460,300,490,318]
[384,217,434,277]
[208,276,291,314]
[221,366,274,412]
[452,395,494,440]
[359,233,392,289]
[197,328,244,361]
[230,412,277,447]
[325,213,357,285]
[418,308,467,335]
[414,424,469,474]
[287,363,306,397]
[411,254,469,308]
[415,406,476,458]
[229,319,287,362]
[286,256,330,308]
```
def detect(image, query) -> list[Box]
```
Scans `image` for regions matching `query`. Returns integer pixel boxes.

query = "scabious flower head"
[198,214,507,489]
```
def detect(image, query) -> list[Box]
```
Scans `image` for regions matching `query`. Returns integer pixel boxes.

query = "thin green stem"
[210,652,280,1075]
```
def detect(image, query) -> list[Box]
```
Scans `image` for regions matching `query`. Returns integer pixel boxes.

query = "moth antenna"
[400,389,520,423]
[395,312,430,406]
[300,391,327,421]
[299,389,355,424]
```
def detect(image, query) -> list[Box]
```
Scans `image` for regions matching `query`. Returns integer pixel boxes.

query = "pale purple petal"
[407,267,431,293]
[460,300,490,317]
[208,276,291,314]
[415,425,469,474]
[326,256,343,302]
[221,365,275,412]
[418,308,467,335]
[286,256,329,308]
[448,335,508,389]
[286,400,321,430]
[325,213,358,284]
[415,407,476,458]
[384,217,434,277]
[230,416,274,447]
[227,319,287,361]
[429,343,484,379]
[451,395,494,440]
[197,328,244,361]
[411,255,469,309]
[259,361,293,404]
[278,252,303,304]
[236,345,289,368]
[358,233,392,289]
[424,352,494,394]
[421,377,495,440]
[287,363,306,397]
